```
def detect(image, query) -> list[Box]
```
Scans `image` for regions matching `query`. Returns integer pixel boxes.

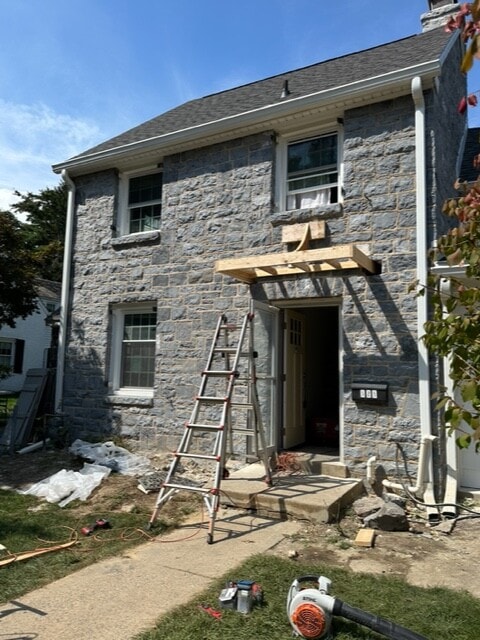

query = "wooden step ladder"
[147,313,273,544]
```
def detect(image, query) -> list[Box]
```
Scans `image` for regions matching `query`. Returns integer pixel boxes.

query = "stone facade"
[62,35,465,481]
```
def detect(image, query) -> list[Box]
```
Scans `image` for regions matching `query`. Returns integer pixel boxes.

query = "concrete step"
[222,463,365,524]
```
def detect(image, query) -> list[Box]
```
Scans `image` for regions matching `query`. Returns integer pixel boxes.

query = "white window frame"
[0,339,14,369]
[110,304,157,398]
[118,167,163,236]
[275,125,344,212]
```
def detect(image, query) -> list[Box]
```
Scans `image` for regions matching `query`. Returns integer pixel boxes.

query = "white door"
[284,309,306,448]
[252,301,279,455]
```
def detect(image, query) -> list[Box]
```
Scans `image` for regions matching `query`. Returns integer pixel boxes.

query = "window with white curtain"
[286,133,338,210]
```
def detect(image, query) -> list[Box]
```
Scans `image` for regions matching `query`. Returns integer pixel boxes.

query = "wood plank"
[0,539,78,567]
[215,243,379,282]
[354,528,376,548]
[281,220,326,244]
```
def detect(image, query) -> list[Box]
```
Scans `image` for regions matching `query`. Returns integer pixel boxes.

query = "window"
[0,340,12,369]
[0,339,24,374]
[110,306,156,396]
[286,133,338,210]
[119,170,162,235]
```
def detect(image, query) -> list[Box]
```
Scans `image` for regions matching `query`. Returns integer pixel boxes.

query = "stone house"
[53,2,476,499]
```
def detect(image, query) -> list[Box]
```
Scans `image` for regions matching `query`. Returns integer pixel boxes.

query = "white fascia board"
[52,59,442,175]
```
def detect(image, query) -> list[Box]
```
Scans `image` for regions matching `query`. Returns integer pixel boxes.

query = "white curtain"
[287,188,329,210]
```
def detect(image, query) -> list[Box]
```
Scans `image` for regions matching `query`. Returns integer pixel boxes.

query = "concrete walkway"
[0,509,300,640]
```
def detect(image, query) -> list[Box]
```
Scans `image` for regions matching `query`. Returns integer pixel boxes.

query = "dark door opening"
[296,306,339,452]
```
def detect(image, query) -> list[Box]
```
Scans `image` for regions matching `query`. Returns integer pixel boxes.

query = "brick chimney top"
[422,1,459,32]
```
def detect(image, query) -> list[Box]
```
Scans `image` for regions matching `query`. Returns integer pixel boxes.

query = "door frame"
[252,297,344,459]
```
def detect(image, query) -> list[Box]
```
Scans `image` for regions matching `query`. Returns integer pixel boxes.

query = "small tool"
[80,518,111,536]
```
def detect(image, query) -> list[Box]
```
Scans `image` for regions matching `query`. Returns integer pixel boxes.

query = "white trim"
[118,167,162,236]
[275,126,343,212]
[109,304,156,398]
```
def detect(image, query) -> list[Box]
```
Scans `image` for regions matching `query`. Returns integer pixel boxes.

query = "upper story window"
[119,169,162,236]
[286,133,338,210]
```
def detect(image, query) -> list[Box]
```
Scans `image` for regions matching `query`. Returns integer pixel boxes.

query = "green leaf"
[456,433,472,449]
[461,380,478,402]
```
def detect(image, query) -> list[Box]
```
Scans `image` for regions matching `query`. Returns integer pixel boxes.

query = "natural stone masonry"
[63,42,463,481]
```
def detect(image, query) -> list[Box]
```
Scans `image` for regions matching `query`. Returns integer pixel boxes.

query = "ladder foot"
[207,533,214,545]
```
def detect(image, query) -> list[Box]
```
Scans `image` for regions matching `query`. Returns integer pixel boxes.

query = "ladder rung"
[163,482,211,494]
[203,370,237,377]
[230,402,254,409]
[196,396,228,403]
[187,423,224,430]
[177,452,220,461]
[231,427,256,435]
[213,347,237,354]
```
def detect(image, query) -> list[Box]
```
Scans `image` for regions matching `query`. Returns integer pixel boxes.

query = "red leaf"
[468,93,479,106]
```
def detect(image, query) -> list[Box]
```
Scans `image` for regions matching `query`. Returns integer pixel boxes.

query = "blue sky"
[0,0,477,209]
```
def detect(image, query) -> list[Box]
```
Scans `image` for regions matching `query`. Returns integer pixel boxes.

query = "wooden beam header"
[215,243,380,283]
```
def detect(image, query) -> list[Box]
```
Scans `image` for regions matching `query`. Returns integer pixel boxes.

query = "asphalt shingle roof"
[72,28,451,161]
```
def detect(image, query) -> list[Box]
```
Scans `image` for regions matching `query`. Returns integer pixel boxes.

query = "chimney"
[421,1,459,32]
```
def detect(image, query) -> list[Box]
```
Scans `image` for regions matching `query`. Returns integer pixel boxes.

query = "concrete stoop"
[222,462,365,524]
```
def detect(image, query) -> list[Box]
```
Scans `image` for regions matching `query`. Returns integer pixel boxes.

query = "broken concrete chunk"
[352,496,384,519]
[363,502,409,531]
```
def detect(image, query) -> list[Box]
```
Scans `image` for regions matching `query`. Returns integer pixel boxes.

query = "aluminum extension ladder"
[147,312,273,544]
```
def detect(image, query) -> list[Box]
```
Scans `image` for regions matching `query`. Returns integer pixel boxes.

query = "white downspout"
[55,170,75,412]
[383,78,439,518]
[440,277,458,518]
[411,75,439,520]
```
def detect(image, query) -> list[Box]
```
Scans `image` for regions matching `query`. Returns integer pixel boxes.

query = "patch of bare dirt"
[270,510,480,599]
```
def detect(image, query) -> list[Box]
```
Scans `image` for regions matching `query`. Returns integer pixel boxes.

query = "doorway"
[283,305,340,453]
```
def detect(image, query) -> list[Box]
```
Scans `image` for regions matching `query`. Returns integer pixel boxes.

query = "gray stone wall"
[259,95,421,478]
[63,47,463,481]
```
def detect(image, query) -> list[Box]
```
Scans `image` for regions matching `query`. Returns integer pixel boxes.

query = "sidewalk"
[0,509,300,640]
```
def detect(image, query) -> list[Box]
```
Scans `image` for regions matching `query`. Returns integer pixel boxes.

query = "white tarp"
[21,463,111,507]
[69,439,151,476]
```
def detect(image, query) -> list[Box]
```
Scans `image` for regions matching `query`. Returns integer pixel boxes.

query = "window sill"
[111,230,161,249]
[106,394,154,407]
[270,203,343,227]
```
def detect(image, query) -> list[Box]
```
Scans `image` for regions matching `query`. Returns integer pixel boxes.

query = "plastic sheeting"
[69,439,151,476]
[21,463,111,507]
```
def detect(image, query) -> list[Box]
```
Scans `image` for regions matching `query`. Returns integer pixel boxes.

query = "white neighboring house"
[0,279,61,393]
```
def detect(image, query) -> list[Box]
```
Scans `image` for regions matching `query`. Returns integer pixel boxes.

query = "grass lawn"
[0,481,195,603]
[134,553,480,640]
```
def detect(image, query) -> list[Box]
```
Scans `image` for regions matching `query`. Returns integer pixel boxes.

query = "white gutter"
[55,170,75,412]
[382,77,440,519]
[52,60,444,176]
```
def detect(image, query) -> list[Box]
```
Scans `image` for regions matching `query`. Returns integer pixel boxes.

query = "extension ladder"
[147,313,273,544]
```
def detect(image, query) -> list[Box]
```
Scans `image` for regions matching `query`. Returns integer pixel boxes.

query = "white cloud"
[0,187,20,211]
[0,99,103,198]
